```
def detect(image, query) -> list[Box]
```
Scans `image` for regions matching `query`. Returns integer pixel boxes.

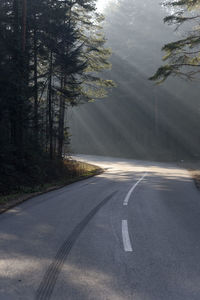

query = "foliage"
[0,157,101,197]
[150,0,200,82]
[0,0,114,193]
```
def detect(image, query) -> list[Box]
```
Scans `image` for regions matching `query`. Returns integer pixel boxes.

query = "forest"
[69,0,200,162]
[1,0,200,195]
[0,0,113,194]
[2,1,200,298]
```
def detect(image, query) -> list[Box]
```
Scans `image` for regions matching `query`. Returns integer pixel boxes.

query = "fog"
[68,0,200,161]
[96,0,110,12]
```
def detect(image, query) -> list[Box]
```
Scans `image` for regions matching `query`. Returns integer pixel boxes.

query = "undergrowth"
[0,157,101,205]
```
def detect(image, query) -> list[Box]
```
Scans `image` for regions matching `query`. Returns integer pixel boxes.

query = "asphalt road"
[1,155,200,300]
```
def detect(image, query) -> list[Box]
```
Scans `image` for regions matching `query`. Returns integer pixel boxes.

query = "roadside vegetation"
[0,159,102,213]
[0,0,113,197]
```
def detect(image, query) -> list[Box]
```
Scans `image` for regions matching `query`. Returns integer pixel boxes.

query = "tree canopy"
[150,0,200,82]
[0,0,114,194]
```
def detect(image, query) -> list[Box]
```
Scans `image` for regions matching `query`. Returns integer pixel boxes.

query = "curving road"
[0,155,200,300]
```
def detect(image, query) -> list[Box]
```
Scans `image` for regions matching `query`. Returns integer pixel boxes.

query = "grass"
[0,159,103,213]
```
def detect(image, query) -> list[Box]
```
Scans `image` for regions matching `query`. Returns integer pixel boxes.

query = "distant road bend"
[0,155,200,300]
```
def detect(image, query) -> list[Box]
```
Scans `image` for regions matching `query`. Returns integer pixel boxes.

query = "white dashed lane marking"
[122,220,133,252]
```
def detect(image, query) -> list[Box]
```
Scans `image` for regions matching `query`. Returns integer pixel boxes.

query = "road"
[0,155,200,300]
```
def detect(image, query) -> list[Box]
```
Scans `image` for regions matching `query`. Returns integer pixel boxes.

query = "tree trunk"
[58,77,65,158]
[48,51,53,159]
[22,0,27,52]
[33,13,39,146]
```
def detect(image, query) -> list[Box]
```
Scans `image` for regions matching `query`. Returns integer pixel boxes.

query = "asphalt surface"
[0,155,200,300]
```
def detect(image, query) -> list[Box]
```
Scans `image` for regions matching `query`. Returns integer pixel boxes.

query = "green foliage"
[150,0,200,83]
[0,0,114,194]
[163,0,200,9]
[149,65,174,83]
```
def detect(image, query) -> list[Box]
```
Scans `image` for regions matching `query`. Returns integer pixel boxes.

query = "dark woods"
[0,0,113,193]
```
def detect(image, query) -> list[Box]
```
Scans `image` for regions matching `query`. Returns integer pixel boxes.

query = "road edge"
[0,167,104,215]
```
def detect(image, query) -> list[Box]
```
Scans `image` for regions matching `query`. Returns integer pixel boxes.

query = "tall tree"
[0,0,114,181]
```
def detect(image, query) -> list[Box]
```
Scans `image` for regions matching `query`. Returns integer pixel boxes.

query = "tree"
[150,0,200,83]
[0,0,114,194]
[50,1,115,158]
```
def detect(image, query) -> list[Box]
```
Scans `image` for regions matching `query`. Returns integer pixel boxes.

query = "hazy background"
[68,0,200,161]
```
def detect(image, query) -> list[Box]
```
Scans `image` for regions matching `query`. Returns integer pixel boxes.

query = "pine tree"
[0,0,114,192]
[150,0,200,83]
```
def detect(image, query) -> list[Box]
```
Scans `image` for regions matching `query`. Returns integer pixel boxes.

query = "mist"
[68,0,200,161]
